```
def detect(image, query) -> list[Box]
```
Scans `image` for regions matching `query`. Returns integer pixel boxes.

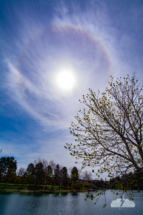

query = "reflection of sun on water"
[55,69,76,91]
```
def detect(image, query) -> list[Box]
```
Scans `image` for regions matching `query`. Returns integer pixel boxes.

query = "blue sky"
[1,0,143,178]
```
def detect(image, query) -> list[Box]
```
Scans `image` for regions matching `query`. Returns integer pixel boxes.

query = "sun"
[55,69,76,91]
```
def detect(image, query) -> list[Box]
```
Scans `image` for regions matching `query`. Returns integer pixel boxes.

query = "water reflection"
[0,191,142,215]
[71,192,78,196]
[61,192,68,196]
[53,192,60,196]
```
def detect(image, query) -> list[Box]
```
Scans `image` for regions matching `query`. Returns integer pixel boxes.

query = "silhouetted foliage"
[35,162,45,185]
[61,167,68,186]
[0,157,17,182]
[71,166,79,184]
[54,164,61,186]
[45,165,52,184]
[27,163,35,175]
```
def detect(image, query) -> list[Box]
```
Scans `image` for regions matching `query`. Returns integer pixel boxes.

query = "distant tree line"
[0,156,142,190]
[109,171,143,190]
[0,157,93,190]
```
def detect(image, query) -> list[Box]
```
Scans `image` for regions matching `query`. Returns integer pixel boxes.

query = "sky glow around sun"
[11,25,111,123]
[55,69,76,91]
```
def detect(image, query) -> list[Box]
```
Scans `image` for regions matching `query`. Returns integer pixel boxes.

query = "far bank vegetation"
[0,157,143,192]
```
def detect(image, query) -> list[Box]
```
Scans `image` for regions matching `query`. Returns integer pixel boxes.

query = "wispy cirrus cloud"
[1,0,143,175]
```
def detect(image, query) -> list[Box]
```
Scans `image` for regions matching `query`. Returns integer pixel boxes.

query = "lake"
[0,190,143,215]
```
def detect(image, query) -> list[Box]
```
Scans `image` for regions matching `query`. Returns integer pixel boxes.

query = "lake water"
[0,190,143,215]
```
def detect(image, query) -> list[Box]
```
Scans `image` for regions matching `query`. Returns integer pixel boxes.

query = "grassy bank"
[0,183,88,193]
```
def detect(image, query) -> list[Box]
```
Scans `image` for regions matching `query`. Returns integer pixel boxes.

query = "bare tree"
[82,170,92,181]
[68,167,73,177]
[49,160,56,175]
[17,167,26,177]
[42,159,48,170]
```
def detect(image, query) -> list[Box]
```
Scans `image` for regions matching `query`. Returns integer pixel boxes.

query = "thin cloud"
[1,0,143,176]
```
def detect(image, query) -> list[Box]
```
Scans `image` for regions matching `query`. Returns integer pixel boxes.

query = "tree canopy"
[0,157,17,176]
[0,157,17,182]
[65,74,143,180]
[71,166,79,182]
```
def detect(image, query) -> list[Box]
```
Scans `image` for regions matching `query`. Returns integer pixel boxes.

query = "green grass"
[0,183,88,191]
[0,185,63,191]
[0,185,24,190]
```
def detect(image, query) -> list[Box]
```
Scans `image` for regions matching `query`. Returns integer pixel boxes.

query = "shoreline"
[0,189,142,194]
[0,189,88,193]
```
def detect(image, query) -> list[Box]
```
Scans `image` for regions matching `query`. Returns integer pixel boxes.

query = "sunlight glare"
[55,69,76,91]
